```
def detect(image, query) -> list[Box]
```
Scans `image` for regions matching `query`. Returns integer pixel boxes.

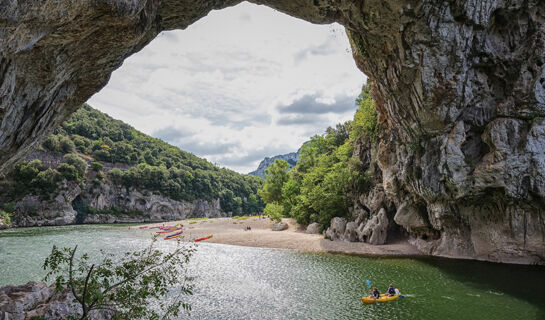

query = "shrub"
[43,135,60,152]
[57,163,79,181]
[64,153,87,177]
[30,168,61,195]
[0,210,12,227]
[90,161,104,172]
[264,203,283,223]
[59,136,76,154]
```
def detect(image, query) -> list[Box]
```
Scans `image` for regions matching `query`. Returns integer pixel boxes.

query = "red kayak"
[195,235,213,242]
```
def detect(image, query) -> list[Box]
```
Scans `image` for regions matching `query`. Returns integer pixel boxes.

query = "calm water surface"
[1,225,544,320]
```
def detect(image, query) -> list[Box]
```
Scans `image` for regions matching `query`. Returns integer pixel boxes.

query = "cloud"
[295,37,338,63]
[277,93,357,115]
[179,140,237,156]
[87,2,365,173]
[276,114,325,126]
[213,144,293,168]
[153,126,195,144]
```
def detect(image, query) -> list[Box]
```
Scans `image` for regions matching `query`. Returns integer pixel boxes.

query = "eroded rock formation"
[1,0,544,263]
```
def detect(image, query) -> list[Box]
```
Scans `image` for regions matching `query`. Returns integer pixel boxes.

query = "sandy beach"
[141,217,423,257]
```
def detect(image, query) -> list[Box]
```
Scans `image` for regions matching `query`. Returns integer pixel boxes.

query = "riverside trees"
[258,81,377,228]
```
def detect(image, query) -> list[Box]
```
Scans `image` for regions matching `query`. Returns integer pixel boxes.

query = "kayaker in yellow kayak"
[386,284,396,296]
[372,287,380,299]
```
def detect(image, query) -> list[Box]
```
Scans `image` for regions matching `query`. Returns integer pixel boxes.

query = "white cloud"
[88,2,366,173]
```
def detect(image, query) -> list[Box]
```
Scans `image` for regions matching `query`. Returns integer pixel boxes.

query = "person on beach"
[372,287,380,299]
[386,285,396,296]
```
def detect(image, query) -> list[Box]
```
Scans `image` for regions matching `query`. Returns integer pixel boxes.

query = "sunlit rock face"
[1,0,544,263]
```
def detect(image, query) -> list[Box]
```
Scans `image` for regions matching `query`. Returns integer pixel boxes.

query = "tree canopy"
[1,104,264,215]
[258,81,377,228]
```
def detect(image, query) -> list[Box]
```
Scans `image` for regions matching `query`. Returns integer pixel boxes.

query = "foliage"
[90,162,103,172]
[60,104,264,214]
[43,238,195,320]
[0,210,12,227]
[351,81,377,142]
[258,160,290,204]
[57,163,79,181]
[64,154,87,177]
[2,104,264,214]
[263,203,283,223]
[258,81,377,228]
[43,134,76,154]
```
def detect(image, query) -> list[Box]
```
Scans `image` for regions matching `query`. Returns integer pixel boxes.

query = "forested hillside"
[0,104,264,221]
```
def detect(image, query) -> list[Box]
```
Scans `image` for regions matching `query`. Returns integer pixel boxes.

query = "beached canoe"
[157,227,182,234]
[361,293,401,304]
[195,235,213,242]
[164,230,184,240]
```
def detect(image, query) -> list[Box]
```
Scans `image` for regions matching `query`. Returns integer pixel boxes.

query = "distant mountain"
[249,152,299,178]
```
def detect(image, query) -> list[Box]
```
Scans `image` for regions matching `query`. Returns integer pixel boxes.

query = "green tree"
[64,153,88,177]
[57,163,79,181]
[258,160,290,204]
[43,135,61,152]
[30,168,61,194]
[351,81,377,141]
[43,239,195,320]
[12,160,43,184]
[264,203,283,223]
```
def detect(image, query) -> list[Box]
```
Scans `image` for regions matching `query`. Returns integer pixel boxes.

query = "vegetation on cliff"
[0,105,264,216]
[260,81,376,228]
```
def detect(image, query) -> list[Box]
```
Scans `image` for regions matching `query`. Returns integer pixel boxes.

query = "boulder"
[393,203,429,231]
[325,217,347,241]
[343,222,358,242]
[306,222,321,234]
[272,222,288,231]
[0,282,113,320]
[361,208,389,245]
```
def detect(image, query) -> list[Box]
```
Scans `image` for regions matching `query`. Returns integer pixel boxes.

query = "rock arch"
[1,0,544,263]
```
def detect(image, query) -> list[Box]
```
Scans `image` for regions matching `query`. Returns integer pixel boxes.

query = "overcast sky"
[88,2,366,173]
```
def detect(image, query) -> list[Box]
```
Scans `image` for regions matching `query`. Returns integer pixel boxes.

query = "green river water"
[1,225,544,320]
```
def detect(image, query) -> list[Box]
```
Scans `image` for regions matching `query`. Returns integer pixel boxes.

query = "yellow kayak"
[361,293,401,304]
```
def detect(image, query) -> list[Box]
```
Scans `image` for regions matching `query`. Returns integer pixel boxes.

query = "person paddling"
[386,284,396,296]
[372,287,380,299]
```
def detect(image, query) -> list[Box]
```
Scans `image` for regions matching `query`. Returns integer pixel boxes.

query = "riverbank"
[141,217,423,257]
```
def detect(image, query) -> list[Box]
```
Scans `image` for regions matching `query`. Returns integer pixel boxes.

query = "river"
[1,225,544,319]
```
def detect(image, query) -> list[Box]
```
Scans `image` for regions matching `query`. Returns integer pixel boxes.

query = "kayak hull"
[195,235,213,242]
[361,293,401,304]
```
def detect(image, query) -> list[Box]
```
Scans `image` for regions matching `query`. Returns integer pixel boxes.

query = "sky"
[88,2,366,173]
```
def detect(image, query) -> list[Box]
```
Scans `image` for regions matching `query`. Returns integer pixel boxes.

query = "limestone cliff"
[1,0,544,263]
[7,152,225,228]
[249,152,299,178]
[12,178,224,227]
